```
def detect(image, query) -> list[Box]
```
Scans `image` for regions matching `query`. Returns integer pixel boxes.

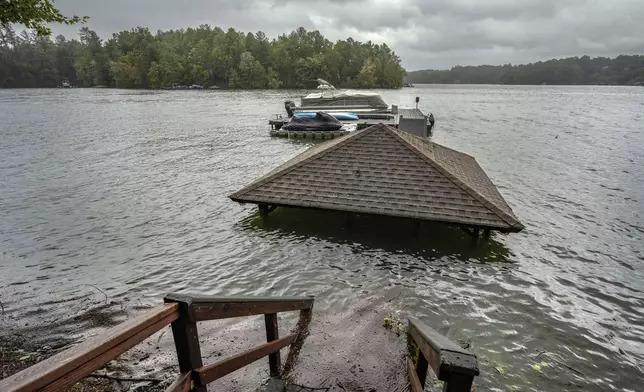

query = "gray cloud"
[51,0,644,70]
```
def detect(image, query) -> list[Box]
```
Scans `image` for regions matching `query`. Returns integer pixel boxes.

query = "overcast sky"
[50,0,644,70]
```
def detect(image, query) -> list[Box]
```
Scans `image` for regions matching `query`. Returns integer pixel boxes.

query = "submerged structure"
[231,123,524,233]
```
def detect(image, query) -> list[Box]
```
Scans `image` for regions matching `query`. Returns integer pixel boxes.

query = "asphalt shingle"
[230,123,524,232]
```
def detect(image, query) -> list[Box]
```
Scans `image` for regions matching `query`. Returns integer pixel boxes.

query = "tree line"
[406,55,644,86]
[0,24,405,89]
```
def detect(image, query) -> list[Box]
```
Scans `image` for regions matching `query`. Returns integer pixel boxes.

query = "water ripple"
[1,86,643,390]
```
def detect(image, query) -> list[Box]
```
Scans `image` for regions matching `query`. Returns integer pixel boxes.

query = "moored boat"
[269,78,436,138]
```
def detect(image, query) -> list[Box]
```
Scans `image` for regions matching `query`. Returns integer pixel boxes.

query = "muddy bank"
[0,294,178,391]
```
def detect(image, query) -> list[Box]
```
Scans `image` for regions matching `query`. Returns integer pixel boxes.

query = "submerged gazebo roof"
[230,124,524,232]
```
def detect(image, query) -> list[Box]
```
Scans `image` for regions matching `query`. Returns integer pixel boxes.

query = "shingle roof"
[230,123,524,232]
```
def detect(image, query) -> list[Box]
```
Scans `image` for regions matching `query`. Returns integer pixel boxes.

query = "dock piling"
[259,204,277,216]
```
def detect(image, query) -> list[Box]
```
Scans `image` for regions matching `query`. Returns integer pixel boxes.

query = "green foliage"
[406,55,644,86]
[266,67,281,89]
[0,24,406,89]
[0,0,88,36]
[230,52,266,88]
[357,58,377,87]
[382,314,406,336]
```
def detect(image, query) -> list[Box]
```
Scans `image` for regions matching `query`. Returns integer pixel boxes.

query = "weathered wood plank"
[189,297,314,321]
[407,357,424,392]
[408,318,479,389]
[164,372,192,392]
[165,294,314,304]
[45,313,177,392]
[264,313,280,376]
[0,304,178,392]
[196,334,297,385]
[409,321,442,378]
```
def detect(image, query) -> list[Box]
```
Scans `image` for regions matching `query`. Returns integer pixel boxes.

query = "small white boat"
[297,79,389,112]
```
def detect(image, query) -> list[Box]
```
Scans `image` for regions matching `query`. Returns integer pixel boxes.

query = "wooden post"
[259,204,277,217]
[415,349,429,388]
[413,221,421,238]
[264,313,281,376]
[443,374,475,392]
[408,318,479,392]
[164,294,206,392]
[345,214,352,230]
[471,228,480,247]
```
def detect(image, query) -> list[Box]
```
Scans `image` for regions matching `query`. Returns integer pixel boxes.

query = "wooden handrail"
[164,372,192,392]
[163,293,313,391]
[407,318,479,392]
[163,293,314,322]
[195,333,297,384]
[406,357,423,392]
[0,295,314,392]
[0,303,179,392]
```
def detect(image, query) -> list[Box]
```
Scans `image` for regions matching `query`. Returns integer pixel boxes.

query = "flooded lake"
[0,85,643,390]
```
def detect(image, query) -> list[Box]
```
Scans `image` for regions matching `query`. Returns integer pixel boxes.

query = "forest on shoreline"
[0,24,405,89]
[406,55,644,86]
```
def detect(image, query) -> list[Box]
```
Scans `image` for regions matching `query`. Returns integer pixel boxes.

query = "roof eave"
[229,197,523,233]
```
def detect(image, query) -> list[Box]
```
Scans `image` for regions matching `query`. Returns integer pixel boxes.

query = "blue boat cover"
[283,112,344,132]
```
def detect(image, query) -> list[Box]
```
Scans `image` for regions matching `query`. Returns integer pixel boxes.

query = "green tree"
[266,67,281,89]
[357,58,377,87]
[109,52,137,88]
[0,24,409,89]
[230,52,266,88]
[75,27,109,86]
[0,0,87,36]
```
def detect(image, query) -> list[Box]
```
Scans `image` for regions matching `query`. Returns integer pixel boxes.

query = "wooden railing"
[0,293,314,392]
[407,318,479,392]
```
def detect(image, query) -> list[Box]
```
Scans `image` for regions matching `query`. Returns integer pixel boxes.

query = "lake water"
[0,85,643,391]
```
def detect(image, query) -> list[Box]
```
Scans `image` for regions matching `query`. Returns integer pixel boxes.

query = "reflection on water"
[240,207,512,263]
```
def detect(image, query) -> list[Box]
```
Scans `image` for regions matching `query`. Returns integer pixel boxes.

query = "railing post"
[264,313,280,376]
[443,374,475,392]
[415,348,429,388]
[165,294,206,392]
[408,318,479,392]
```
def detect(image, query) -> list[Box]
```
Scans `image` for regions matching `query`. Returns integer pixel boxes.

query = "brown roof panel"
[230,123,524,232]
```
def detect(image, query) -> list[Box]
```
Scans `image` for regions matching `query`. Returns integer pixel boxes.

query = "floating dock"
[268,129,351,139]
[269,108,434,139]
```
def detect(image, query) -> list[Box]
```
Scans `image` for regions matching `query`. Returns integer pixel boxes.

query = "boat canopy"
[300,90,388,109]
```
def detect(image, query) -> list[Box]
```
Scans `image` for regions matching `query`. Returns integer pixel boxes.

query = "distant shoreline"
[405,54,644,86]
